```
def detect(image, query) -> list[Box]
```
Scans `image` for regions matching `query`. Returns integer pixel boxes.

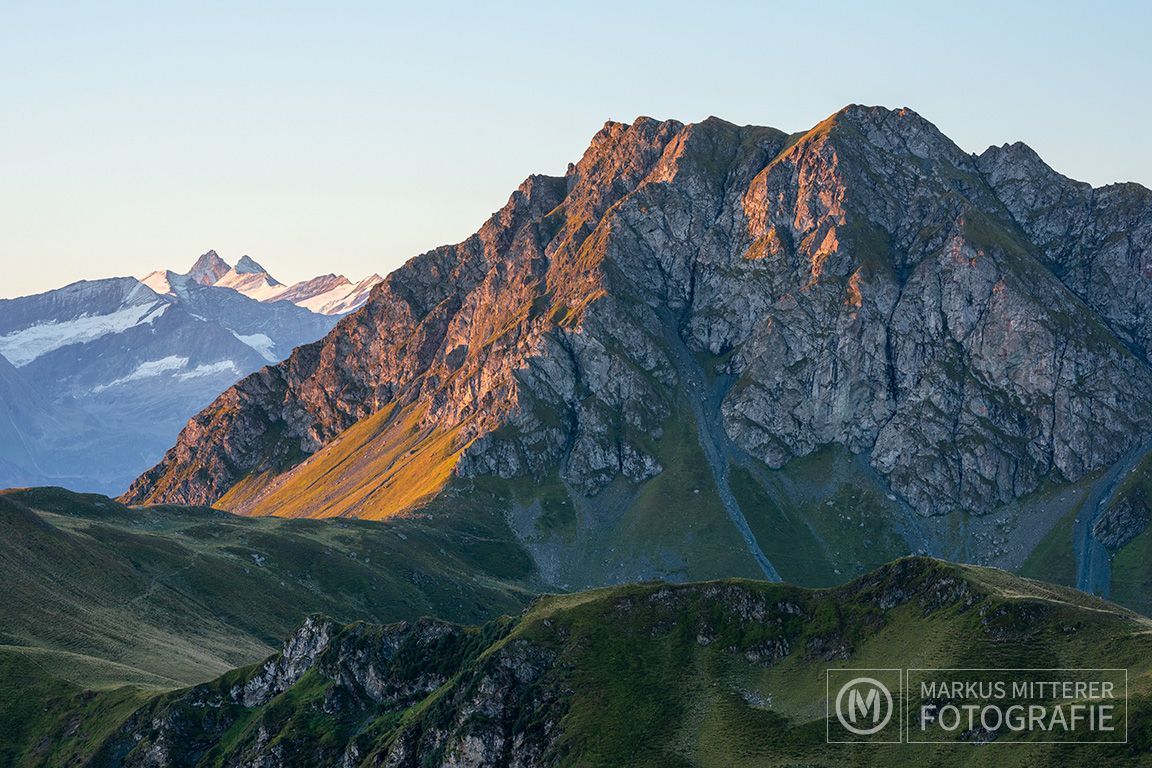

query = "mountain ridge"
[11,555,1152,767]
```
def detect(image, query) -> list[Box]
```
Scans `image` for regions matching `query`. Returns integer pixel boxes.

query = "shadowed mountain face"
[122,105,1152,589]
[0,275,338,493]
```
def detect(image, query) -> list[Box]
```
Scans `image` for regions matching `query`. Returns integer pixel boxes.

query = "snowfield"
[232,331,277,361]
[0,301,169,367]
[92,355,189,393]
[177,360,241,379]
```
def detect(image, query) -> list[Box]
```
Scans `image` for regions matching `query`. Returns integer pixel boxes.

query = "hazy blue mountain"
[0,266,340,493]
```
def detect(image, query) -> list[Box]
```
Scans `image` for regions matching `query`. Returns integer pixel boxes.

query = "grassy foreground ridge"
[4,537,1152,765]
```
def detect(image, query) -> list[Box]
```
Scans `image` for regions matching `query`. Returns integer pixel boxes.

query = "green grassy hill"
[0,485,540,765]
[10,557,1152,767]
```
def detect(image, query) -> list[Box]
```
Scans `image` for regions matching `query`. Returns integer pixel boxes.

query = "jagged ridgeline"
[20,559,1152,767]
[122,105,1152,591]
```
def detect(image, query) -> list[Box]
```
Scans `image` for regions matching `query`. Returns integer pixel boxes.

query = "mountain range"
[123,105,1152,601]
[142,251,383,315]
[0,254,379,493]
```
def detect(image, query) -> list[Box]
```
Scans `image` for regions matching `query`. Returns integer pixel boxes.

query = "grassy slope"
[0,651,154,768]
[0,487,537,694]
[534,561,1147,764]
[34,558,1152,767]
[1019,503,1081,587]
[503,410,767,590]
[1113,528,1152,615]
[504,409,923,590]
[1107,453,1152,613]
[730,446,913,587]
[219,401,469,519]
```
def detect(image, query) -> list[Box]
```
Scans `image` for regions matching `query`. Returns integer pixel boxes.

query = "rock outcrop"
[1093,490,1150,551]
[96,613,561,767]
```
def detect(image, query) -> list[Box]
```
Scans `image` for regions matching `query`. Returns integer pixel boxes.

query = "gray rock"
[1092,491,1150,550]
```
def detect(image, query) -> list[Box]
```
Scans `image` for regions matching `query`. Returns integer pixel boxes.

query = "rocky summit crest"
[186,249,231,285]
[234,254,269,274]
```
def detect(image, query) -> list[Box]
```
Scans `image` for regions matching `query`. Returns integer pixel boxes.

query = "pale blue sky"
[2,1,1149,298]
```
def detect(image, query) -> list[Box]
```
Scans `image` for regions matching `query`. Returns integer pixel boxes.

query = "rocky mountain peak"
[187,250,231,285]
[234,254,269,275]
[977,140,1087,193]
[123,105,1152,556]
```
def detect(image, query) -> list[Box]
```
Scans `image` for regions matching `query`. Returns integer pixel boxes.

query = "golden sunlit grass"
[216,469,278,511]
[229,401,470,520]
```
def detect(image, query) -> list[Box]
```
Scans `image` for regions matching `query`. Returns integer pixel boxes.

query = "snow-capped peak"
[140,270,170,295]
[139,252,381,315]
[214,259,285,301]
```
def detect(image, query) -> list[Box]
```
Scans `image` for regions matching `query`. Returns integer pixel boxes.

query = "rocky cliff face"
[977,142,1152,361]
[123,106,1152,534]
[96,613,561,767]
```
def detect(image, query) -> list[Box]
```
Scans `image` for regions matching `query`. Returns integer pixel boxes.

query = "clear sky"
[2,1,1149,298]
